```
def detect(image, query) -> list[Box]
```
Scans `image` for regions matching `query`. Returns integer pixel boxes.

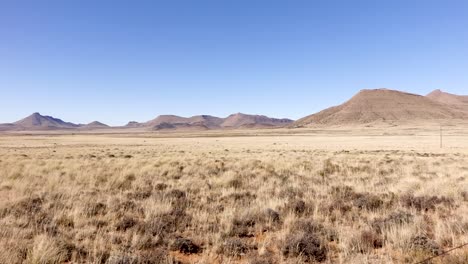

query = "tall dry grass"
[0,134,467,263]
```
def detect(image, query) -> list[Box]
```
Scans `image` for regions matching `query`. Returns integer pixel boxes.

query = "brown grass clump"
[359,230,384,250]
[228,215,257,238]
[409,234,443,256]
[401,194,454,211]
[218,238,254,257]
[139,207,192,237]
[282,233,327,262]
[170,237,202,254]
[115,216,138,231]
[265,208,281,223]
[372,211,414,233]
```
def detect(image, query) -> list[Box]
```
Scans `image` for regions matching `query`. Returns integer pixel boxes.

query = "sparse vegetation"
[0,133,467,263]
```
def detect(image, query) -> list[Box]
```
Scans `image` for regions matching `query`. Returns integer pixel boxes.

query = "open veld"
[1,126,468,264]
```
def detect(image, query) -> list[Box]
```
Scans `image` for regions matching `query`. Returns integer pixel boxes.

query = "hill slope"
[294,89,467,126]
[221,113,293,128]
[144,115,223,129]
[81,121,110,129]
[426,89,468,112]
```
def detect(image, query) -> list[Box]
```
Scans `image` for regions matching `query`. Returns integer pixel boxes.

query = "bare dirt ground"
[0,126,467,263]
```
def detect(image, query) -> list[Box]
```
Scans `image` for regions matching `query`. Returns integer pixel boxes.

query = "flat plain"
[1,126,467,263]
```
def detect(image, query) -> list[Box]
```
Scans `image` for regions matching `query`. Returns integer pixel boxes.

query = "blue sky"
[1,0,468,125]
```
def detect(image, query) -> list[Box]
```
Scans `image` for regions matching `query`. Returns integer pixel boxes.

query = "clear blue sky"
[1,0,467,125]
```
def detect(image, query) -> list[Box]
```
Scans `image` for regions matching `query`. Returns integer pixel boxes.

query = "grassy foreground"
[0,132,467,263]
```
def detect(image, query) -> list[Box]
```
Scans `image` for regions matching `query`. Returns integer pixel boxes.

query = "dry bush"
[358,230,384,252]
[137,249,172,264]
[169,237,202,254]
[115,216,138,231]
[409,234,442,256]
[400,194,454,211]
[218,238,254,257]
[139,207,192,238]
[290,219,338,243]
[282,233,327,262]
[371,211,414,233]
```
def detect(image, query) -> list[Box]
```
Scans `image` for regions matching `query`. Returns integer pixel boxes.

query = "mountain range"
[128,113,293,130]
[1,89,467,131]
[0,112,293,131]
[0,112,110,131]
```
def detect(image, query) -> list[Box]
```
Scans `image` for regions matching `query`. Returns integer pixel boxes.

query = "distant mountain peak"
[427,89,443,96]
[85,121,109,128]
[13,112,78,129]
[426,89,468,107]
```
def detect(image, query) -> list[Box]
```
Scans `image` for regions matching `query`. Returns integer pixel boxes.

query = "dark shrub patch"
[166,189,186,200]
[110,200,143,216]
[325,198,352,215]
[93,249,110,264]
[290,220,338,242]
[170,237,202,254]
[218,238,253,257]
[90,219,108,229]
[10,196,43,217]
[228,215,256,238]
[141,208,192,236]
[331,185,356,199]
[282,233,327,262]
[127,191,152,201]
[55,215,75,228]
[284,199,311,216]
[222,192,257,205]
[330,186,385,211]
[227,178,243,189]
[401,194,453,212]
[353,193,384,210]
[410,235,442,256]
[372,211,413,233]
[138,249,171,264]
[155,183,168,191]
[292,200,306,215]
[265,208,280,223]
[360,230,383,250]
[84,202,107,217]
[115,216,137,231]
[318,159,340,177]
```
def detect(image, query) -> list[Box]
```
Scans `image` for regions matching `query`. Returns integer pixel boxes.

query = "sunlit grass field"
[0,128,467,263]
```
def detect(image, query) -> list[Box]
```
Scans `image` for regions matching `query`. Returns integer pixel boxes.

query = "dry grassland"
[0,128,467,263]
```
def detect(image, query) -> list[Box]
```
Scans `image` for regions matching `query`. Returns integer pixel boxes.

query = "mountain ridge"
[293,88,468,127]
[2,88,467,131]
[133,113,293,130]
[0,112,293,131]
[13,112,79,130]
